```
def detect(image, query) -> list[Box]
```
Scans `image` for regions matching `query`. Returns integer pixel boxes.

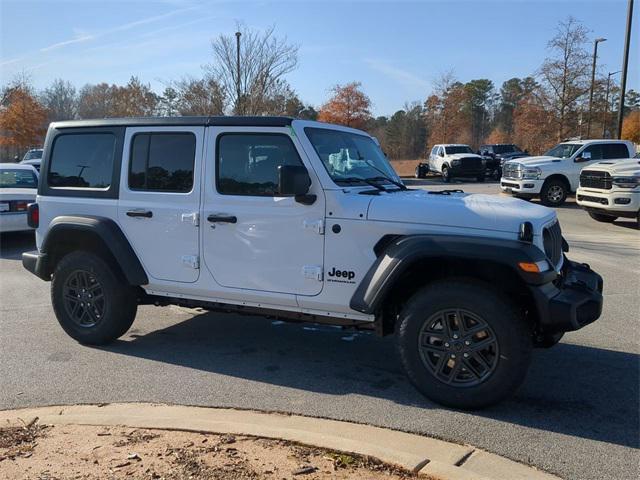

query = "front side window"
[48,133,115,189]
[544,143,581,159]
[581,144,604,160]
[129,133,195,192]
[217,133,304,196]
[444,145,473,155]
[305,127,399,186]
[0,169,38,188]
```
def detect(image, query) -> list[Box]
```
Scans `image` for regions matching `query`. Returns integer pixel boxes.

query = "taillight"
[15,201,28,211]
[27,203,39,228]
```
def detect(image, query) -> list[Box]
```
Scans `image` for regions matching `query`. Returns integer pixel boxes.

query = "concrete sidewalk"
[0,403,560,480]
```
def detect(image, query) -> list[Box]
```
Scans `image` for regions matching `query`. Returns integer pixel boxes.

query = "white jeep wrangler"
[501,139,635,206]
[426,144,486,182]
[23,117,603,409]
[577,158,640,225]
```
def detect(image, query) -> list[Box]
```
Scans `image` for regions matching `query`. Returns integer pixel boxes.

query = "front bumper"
[530,259,603,333]
[576,188,640,216]
[500,178,544,194]
[448,166,485,178]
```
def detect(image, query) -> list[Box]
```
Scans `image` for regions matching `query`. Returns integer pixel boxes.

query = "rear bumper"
[530,259,603,333]
[22,250,50,281]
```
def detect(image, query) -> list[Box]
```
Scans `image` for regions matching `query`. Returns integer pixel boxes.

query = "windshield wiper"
[364,160,407,190]
[336,176,386,191]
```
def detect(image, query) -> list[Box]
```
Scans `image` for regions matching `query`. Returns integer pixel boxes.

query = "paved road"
[1,181,638,480]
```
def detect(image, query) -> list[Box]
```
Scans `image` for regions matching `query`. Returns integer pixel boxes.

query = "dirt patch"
[0,423,420,479]
[389,159,421,177]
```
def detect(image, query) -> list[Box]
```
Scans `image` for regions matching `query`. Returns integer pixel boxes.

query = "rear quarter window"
[48,133,116,189]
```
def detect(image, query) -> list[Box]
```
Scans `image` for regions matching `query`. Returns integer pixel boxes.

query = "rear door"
[118,126,203,283]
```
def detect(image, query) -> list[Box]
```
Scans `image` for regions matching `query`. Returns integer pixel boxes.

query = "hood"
[582,159,640,176]
[447,153,482,160]
[505,155,564,168]
[367,189,555,234]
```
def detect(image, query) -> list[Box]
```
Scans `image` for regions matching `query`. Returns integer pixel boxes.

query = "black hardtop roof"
[51,116,295,129]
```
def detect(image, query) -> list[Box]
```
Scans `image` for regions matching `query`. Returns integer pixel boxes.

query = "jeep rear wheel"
[52,251,137,345]
[396,280,532,409]
[540,179,568,206]
[442,166,451,183]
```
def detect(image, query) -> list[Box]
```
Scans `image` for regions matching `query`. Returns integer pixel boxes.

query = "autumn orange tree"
[318,82,372,129]
[621,111,640,144]
[0,85,47,157]
[512,95,556,154]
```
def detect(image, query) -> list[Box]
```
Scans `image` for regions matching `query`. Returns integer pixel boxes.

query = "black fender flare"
[349,234,555,314]
[39,215,148,285]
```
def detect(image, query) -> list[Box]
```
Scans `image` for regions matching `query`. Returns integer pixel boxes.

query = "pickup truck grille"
[502,162,521,179]
[543,221,563,268]
[580,170,612,190]
[458,157,482,170]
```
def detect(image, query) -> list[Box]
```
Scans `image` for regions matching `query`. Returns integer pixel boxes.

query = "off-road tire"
[587,211,617,223]
[540,178,568,207]
[51,251,137,345]
[415,166,424,179]
[442,166,451,183]
[396,280,532,409]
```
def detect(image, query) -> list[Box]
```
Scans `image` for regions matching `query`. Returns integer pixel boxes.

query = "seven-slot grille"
[580,170,612,190]
[502,162,521,179]
[543,221,563,268]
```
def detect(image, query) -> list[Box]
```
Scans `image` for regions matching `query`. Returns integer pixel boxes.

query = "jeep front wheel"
[51,251,137,345]
[396,280,532,409]
[540,179,568,206]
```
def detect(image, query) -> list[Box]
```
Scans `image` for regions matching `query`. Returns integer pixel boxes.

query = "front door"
[202,128,325,296]
[118,126,203,283]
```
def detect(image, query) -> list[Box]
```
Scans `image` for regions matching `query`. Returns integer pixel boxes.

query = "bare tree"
[40,79,77,121]
[538,16,591,140]
[207,24,299,115]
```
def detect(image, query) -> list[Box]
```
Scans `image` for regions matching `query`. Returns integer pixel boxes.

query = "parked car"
[426,144,485,182]
[22,116,603,409]
[501,139,635,206]
[0,163,39,233]
[577,159,640,226]
[20,148,43,171]
[478,144,529,179]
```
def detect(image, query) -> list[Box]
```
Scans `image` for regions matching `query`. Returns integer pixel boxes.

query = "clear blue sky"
[1,0,638,116]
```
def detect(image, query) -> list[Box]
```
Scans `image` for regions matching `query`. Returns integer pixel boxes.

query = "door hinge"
[303,219,324,235]
[181,255,200,269]
[181,212,199,227]
[302,265,323,281]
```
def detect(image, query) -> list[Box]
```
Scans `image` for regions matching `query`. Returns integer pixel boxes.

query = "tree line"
[1,17,639,160]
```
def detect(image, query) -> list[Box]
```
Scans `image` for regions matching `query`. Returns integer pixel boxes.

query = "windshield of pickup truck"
[23,149,43,161]
[445,145,474,155]
[493,144,521,154]
[544,143,581,158]
[304,127,400,186]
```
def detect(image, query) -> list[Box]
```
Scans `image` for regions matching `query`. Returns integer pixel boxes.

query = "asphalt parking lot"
[0,179,638,480]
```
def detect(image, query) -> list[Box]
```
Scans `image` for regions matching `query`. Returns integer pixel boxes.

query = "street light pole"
[587,37,607,138]
[616,0,634,139]
[602,71,621,137]
[235,31,241,115]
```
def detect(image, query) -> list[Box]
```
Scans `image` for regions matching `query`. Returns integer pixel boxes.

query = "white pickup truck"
[501,139,635,206]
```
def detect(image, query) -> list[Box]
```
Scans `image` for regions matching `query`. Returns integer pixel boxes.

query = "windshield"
[0,169,38,188]
[544,143,581,159]
[445,145,473,155]
[304,127,400,186]
[493,144,521,154]
[23,150,43,161]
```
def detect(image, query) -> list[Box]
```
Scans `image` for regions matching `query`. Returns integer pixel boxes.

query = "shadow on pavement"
[0,231,35,260]
[103,311,639,450]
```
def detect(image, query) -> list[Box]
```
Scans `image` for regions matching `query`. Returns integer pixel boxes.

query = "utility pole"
[587,37,606,138]
[235,31,241,115]
[602,71,621,137]
[616,0,634,138]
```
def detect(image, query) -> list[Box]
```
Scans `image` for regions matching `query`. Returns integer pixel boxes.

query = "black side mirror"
[278,165,315,205]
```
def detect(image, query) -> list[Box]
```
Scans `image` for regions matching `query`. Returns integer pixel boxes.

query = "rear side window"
[128,133,195,193]
[48,133,115,189]
[602,143,630,159]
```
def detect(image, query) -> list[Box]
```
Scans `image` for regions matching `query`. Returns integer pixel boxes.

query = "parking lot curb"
[0,403,560,480]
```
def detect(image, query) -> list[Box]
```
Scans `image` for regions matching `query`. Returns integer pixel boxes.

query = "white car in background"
[500,139,634,206]
[20,148,44,172]
[0,163,39,233]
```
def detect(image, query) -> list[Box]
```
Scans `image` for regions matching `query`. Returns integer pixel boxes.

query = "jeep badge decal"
[327,267,356,285]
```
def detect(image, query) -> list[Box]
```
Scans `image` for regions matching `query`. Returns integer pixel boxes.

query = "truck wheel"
[396,280,532,409]
[588,211,617,223]
[540,179,567,206]
[51,251,137,345]
[442,166,451,183]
